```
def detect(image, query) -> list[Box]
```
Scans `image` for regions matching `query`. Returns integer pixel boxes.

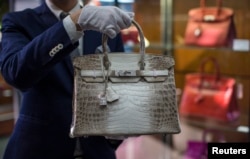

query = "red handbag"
[184,0,236,47]
[121,26,139,44]
[179,57,240,122]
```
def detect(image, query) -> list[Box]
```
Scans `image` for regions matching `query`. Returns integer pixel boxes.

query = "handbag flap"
[188,7,234,22]
[73,54,175,83]
[73,54,175,70]
[80,70,169,77]
[80,70,169,83]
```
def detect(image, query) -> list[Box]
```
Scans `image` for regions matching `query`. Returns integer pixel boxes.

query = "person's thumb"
[127,12,135,19]
[105,28,116,39]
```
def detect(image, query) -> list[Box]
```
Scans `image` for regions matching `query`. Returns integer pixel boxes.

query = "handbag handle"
[200,0,223,16]
[100,20,146,102]
[102,20,146,70]
[199,57,221,88]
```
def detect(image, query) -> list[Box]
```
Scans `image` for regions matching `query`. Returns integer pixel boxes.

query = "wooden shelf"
[0,104,14,136]
[180,116,249,134]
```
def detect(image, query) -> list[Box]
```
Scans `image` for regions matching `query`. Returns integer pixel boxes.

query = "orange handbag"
[179,57,240,122]
[184,0,236,47]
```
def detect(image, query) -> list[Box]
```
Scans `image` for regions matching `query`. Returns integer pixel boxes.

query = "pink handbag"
[183,129,225,159]
[184,0,236,47]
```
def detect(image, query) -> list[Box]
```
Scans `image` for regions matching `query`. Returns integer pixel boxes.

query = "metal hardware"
[115,70,137,77]
[194,28,202,37]
[98,93,107,106]
[99,96,107,106]
[203,15,215,21]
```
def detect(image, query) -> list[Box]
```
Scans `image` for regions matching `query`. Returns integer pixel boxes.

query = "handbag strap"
[102,20,146,70]
[200,0,223,16]
[199,57,221,88]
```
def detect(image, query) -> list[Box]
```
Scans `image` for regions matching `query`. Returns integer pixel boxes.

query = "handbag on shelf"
[70,20,181,137]
[183,129,225,159]
[179,57,240,123]
[121,25,139,44]
[184,0,236,47]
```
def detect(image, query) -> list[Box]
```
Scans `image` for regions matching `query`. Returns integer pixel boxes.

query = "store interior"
[1,0,250,158]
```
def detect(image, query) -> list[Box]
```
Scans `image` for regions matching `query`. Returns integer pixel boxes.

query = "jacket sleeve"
[0,12,78,90]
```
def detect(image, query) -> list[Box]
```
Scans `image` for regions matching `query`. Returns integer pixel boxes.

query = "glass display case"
[172,0,250,141]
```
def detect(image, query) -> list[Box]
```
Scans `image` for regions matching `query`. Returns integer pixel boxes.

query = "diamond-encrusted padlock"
[99,96,107,106]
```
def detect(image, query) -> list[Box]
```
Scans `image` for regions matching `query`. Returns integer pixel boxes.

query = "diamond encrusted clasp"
[98,93,107,106]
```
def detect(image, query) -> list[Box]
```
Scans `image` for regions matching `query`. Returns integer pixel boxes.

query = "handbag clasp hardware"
[194,28,202,37]
[203,15,215,21]
[98,93,107,106]
[116,70,137,76]
[99,97,107,106]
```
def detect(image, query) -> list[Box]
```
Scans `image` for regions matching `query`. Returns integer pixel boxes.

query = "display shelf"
[180,116,249,134]
[133,43,250,55]
[174,44,250,53]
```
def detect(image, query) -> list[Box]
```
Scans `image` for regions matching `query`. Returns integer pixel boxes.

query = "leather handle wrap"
[102,20,146,70]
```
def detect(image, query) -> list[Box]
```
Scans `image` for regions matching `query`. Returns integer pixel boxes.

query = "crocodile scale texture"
[70,53,181,137]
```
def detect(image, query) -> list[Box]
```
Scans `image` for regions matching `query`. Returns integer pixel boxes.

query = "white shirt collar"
[45,0,82,20]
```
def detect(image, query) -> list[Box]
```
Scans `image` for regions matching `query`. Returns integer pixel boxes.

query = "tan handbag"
[70,20,181,137]
[184,0,236,47]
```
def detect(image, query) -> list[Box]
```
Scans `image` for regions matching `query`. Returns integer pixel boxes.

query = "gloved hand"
[78,5,134,38]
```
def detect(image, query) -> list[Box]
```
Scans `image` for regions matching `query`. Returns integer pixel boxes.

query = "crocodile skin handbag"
[70,20,181,137]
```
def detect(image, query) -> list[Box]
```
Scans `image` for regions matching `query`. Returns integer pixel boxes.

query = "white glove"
[78,5,134,38]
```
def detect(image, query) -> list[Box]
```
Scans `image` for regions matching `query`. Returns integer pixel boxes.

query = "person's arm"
[0,12,78,90]
[0,6,133,91]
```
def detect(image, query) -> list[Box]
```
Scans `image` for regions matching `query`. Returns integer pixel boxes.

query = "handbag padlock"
[98,93,107,106]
